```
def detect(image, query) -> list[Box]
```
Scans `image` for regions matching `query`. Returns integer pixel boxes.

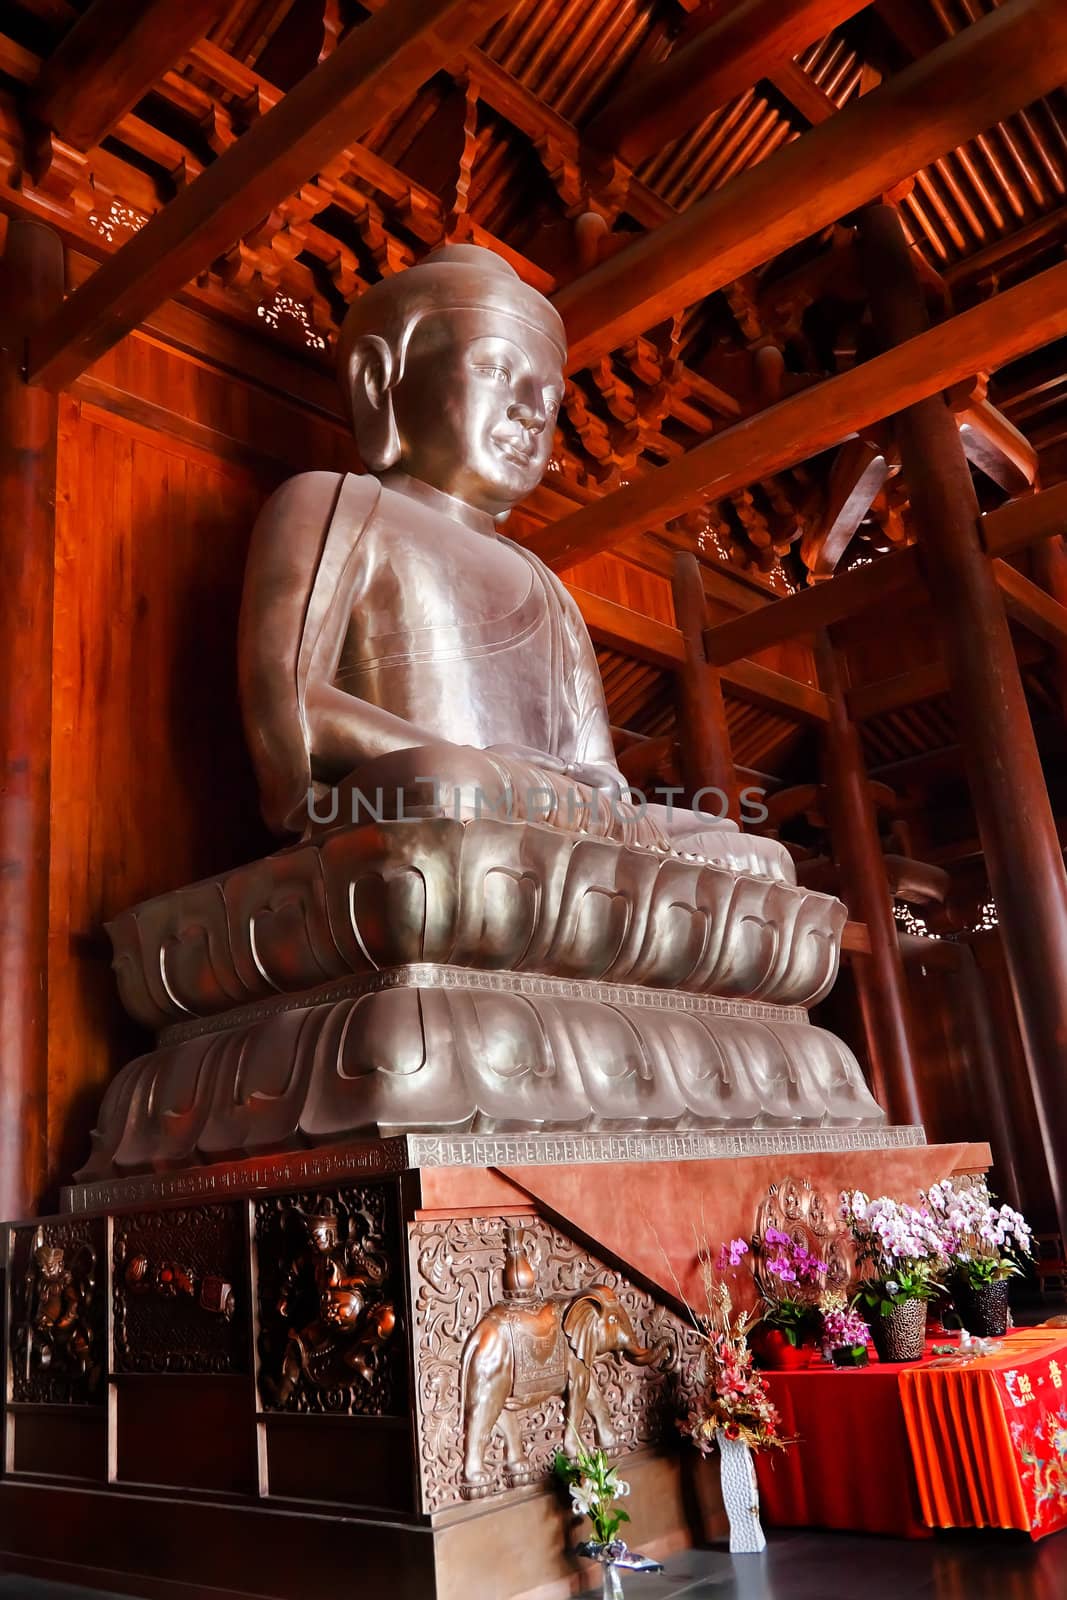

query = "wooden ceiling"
[2,0,1066,807]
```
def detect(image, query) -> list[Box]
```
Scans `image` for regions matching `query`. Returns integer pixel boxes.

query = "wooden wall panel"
[46,387,280,1197]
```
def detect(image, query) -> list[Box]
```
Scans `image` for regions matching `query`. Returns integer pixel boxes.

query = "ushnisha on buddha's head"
[338,243,566,520]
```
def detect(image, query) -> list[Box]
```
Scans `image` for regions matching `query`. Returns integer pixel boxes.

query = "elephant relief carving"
[460,1225,668,1498]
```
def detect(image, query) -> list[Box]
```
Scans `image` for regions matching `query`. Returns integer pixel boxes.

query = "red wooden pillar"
[1032,532,1067,720]
[816,632,923,1127]
[671,550,738,822]
[0,220,64,1220]
[862,202,1067,1236]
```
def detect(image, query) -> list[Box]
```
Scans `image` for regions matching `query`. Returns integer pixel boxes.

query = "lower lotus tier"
[79,965,884,1177]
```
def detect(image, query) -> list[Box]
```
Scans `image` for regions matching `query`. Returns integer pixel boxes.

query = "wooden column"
[955,944,1024,1213]
[671,551,738,821]
[862,203,1067,1235]
[0,221,64,1221]
[816,632,923,1126]
[1032,532,1067,719]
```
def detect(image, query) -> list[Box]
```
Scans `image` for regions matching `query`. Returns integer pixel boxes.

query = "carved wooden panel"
[254,1184,404,1417]
[112,1205,247,1374]
[409,1214,702,1512]
[8,1218,105,1405]
[751,1174,856,1304]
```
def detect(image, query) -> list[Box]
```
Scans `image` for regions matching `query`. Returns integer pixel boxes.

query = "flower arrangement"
[818,1290,871,1362]
[759,1224,827,1347]
[554,1442,631,1546]
[677,1237,790,1455]
[554,1442,664,1593]
[923,1178,1033,1287]
[840,1191,946,1316]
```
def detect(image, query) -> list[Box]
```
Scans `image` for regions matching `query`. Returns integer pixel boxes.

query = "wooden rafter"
[994,560,1067,647]
[30,0,225,153]
[25,0,513,393]
[533,256,1067,571]
[556,0,1067,373]
[584,0,868,167]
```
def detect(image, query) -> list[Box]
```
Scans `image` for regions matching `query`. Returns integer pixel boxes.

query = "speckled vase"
[871,1298,927,1363]
[958,1279,1010,1337]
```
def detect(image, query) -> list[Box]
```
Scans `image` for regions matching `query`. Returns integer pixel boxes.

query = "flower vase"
[716,1430,767,1554]
[958,1279,1010,1337]
[600,1563,623,1600]
[871,1298,927,1363]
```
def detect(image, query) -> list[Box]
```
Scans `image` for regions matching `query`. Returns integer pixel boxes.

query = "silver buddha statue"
[81,246,886,1181]
[238,243,788,880]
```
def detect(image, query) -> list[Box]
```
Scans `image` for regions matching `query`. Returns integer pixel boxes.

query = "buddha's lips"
[493,437,534,466]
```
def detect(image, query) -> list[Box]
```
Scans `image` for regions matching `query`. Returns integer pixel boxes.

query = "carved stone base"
[79,963,884,1179]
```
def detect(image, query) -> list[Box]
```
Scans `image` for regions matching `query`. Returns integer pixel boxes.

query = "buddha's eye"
[475,364,511,384]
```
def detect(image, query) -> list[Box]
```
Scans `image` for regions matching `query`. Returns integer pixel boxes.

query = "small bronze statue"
[262,1197,396,1407]
[19,1230,100,1393]
[460,1226,667,1497]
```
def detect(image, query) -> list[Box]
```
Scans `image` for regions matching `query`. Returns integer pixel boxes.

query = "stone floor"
[3,1528,1067,1599]
[577,1529,1067,1598]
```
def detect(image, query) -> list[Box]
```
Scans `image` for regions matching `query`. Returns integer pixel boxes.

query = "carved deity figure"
[263,1198,395,1406]
[20,1233,98,1388]
[238,243,789,880]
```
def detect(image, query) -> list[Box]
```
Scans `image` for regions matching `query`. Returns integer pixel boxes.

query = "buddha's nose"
[508,380,545,435]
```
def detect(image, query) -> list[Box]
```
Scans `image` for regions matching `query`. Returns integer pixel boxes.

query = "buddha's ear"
[346,333,400,471]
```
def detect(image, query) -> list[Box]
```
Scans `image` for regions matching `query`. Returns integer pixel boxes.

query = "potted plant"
[752,1225,827,1369]
[923,1178,1033,1337]
[554,1441,663,1598]
[840,1191,945,1362]
[677,1236,791,1553]
[818,1292,871,1367]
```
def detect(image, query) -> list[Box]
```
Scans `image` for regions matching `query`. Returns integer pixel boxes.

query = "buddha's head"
[338,243,566,519]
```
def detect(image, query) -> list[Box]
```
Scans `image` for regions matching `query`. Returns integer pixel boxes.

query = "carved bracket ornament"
[751,1175,855,1304]
[410,1216,704,1511]
[113,1206,246,1375]
[10,1220,105,1405]
[254,1187,402,1416]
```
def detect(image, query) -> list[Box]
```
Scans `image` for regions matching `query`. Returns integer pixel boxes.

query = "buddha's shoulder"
[252,470,380,538]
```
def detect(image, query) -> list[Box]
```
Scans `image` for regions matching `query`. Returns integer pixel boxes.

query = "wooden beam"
[981,480,1067,558]
[31,0,224,153]
[862,200,1067,1239]
[534,255,1067,570]
[566,584,828,723]
[556,0,1067,372]
[719,659,831,723]
[25,0,512,392]
[584,0,869,167]
[994,559,1067,648]
[701,548,922,667]
[841,921,873,955]
[566,586,685,670]
[846,658,948,721]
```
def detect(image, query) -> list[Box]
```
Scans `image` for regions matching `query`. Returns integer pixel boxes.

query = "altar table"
[754,1327,1067,1541]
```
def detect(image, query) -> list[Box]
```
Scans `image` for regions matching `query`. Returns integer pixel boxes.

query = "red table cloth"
[754,1328,1067,1540]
